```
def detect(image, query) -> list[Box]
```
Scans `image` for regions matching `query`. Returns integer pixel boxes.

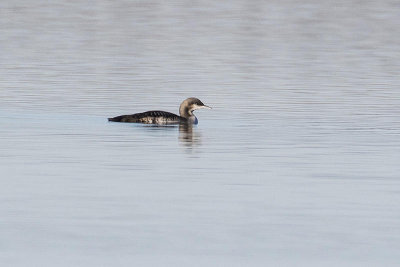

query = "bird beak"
[202,105,212,109]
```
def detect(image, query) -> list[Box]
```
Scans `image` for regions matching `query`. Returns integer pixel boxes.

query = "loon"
[108,97,211,125]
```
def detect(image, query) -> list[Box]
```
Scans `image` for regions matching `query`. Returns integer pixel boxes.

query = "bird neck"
[179,104,192,118]
[179,105,198,124]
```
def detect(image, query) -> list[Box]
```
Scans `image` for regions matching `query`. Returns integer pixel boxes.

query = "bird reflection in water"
[179,124,202,148]
[142,124,202,149]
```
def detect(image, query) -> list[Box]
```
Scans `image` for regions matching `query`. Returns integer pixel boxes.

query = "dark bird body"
[108,110,187,124]
[108,98,211,125]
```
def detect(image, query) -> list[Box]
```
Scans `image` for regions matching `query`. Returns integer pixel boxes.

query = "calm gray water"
[1,0,400,266]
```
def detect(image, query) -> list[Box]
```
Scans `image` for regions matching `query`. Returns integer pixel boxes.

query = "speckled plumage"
[108,110,187,124]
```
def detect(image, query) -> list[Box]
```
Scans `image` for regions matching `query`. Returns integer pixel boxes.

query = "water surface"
[1,0,400,266]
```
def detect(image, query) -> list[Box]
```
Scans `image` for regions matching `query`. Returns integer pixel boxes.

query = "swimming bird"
[108,97,211,125]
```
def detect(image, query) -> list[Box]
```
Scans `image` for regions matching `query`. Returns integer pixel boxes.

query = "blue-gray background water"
[1,1,400,266]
